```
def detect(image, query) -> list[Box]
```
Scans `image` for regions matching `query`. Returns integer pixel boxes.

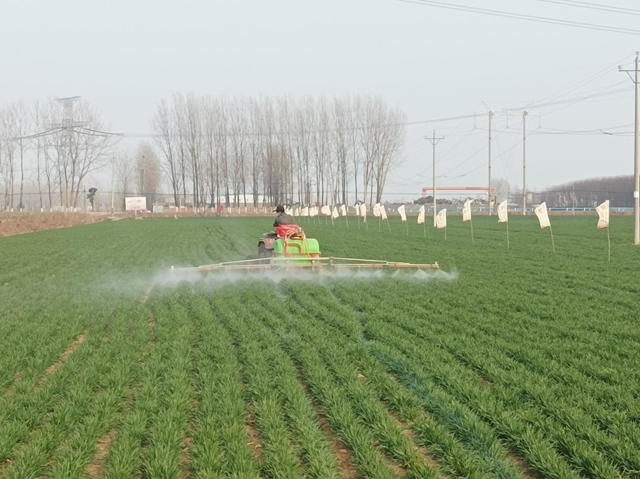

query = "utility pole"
[110,156,115,214]
[140,167,145,197]
[522,111,528,216]
[426,130,444,226]
[620,52,640,245]
[488,111,493,216]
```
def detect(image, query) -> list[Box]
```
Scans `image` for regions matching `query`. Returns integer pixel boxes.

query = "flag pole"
[423,221,426,238]
[470,216,475,245]
[387,219,391,234]
[378,216,381,233]
[506,221,510,250]
[345,211,349,228]
[607,226,611,262]
[445,224,447,241]
[549,225,556,254]
[405,221,409,236]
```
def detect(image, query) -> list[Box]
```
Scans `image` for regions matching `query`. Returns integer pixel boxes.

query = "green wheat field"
[0,215,639,479]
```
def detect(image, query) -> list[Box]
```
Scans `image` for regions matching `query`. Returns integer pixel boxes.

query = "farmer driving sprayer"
[273,205,297,227]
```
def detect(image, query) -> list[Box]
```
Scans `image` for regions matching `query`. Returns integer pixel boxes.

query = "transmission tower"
[51,96,88,131]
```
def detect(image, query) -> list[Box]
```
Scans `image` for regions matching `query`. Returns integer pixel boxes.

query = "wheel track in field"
[227,286,359,478]
[84,307,154,479]
[0,372,23,399]
[0,322,128,479]
[324,286,557,479]
[81,288,158,479]
[178,297,202,479]
[142,286,156,352]
[215,304,301,478]
[213,291,356,478]
[291,364,361,479]
[244,285,445,479]
[39,313,142,479]
[0,328,111,475]
[282,284,538,479]
[85,429,117,478]
[378,385,446,476]
[35,329,89,392]
[346,281,640,473]
[348,302,608,476]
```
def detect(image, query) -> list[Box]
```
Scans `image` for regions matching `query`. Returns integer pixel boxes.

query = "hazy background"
[1,0,638,201]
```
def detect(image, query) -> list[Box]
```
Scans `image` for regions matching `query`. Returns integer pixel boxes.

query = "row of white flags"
[289,200,611,230]
[530,200,610,230]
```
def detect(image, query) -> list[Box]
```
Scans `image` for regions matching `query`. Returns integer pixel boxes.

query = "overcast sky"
[1,0,638,201]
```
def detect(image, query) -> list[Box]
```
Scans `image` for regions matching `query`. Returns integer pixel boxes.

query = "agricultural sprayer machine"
[171,224,439,273]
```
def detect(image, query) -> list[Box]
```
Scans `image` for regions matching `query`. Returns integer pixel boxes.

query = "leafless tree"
[230,97,249,206]
[151,99,182,207]
[373,103,405,203]
[493,178,512,203]
[540,175,634,207]
[45,99,116,209]
[149,92,407,210]
[0,106,15,210]
[114,149,136,209]
[136,142,161,209]
[248,97,264,207]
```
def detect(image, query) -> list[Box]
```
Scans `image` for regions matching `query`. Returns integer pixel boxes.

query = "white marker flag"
[321,205,331,216]
[436,209,447,229]
[285,207,293,215]
[308,206,316,217]
[535,202,555,253]
[332,206,339,219]
[355,204,360,216]
[462,200,472,222]
[417,205,425,225]
[373,203,381,217]
[534,202,551,229]
[293,207,300,217]
[596,200,609,229]
[301,207,309,217]
[497,201,508,223]
[361,204,367,222]
[398,205,407,222]
[340,204,347,217]
[497,200,510,249]
[380,205,388,221]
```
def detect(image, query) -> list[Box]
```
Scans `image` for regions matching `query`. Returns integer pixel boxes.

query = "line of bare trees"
[538,175,634,207]
[0,98,116,211]
[151,93,407,209]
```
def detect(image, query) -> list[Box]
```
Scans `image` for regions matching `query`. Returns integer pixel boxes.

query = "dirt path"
[0,213,108,237]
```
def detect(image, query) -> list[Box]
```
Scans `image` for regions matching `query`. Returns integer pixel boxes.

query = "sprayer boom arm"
[171,257,439,273]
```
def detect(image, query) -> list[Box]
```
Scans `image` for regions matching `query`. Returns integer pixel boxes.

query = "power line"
[536,0,640,16]
[516,54,633,115]
[112,81,630,140]
[397,0,640,35]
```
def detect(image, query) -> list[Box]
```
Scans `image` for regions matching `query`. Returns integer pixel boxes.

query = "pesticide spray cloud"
[150,267,459,289]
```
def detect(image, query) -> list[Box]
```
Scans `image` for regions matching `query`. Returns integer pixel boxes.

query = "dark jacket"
[274,213,296,227]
